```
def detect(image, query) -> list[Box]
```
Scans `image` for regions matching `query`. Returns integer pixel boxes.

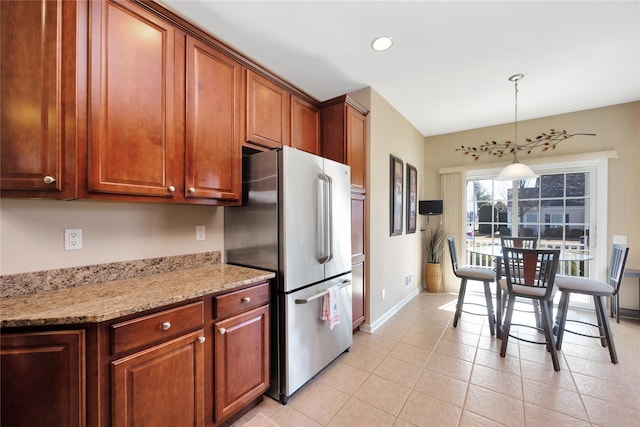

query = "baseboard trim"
[359,286,424,334]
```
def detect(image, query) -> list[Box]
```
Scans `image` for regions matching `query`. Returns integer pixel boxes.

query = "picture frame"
[390,155,404,236]
[406,163,417,234]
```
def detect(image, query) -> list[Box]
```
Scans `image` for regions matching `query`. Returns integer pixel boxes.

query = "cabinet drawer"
[214,283,269,319]
[111,301,204,355]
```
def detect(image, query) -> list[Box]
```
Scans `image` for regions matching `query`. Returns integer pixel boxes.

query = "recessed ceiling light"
[371,36,393,52]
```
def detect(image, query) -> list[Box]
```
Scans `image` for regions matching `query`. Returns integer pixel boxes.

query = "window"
[464,158,609,308]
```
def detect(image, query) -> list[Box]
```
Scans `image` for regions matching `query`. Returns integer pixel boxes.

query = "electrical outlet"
[64,229,82,250]
[381,288,386,300]
[405,274,412,287]
[196,226,205,241]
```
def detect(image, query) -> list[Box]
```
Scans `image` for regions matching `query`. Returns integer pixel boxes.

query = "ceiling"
[161,1,640,137]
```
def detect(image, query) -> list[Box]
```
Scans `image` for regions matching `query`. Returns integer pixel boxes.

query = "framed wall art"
[390,155,403,236]
[406,163,417,234]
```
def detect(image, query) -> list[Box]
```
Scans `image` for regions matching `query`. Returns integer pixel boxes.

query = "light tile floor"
[233,291,640,427]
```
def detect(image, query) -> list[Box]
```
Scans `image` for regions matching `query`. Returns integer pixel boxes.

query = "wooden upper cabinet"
[185,36,242,202]
[320,96,368,193]
[246,70,290,149]
[346,105,366,193]
[88,0,177,198]
[1,330,85,427]
[291,95,320,155]
[0,0,79,198]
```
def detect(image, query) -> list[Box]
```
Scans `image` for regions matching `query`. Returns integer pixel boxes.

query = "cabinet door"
[185,37,242,202]
[246,70,290,148]
[0,0,77,198]
[88,0,177,198]
[1,330,85,427]
[112,330,205,427]
[346,105,366,193]
[351,194,366,330]
[214,305,269,422]
[291,96,320,155]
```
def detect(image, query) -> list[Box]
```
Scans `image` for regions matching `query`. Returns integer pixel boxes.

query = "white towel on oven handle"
[321,285,341,330]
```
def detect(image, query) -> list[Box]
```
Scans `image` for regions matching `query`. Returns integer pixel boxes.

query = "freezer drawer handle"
[294,279,351,304]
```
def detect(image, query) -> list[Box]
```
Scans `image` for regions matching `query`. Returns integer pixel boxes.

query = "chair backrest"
[501,247,560,299]
[501,236,538,249]
[608,244,630,294]
[447,237,459,273]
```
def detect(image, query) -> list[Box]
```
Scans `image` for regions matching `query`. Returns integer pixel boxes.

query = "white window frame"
[466,158,608,287]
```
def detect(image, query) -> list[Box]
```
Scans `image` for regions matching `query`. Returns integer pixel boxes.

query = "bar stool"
[555,244,629,364]
[500,247,561,371]
[448,237,496,336]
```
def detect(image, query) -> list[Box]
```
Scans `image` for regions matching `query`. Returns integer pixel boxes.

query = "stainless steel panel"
[284,274,353,398]
[281,147,326,292]
[322,156,352,280]
[225,150,278,271]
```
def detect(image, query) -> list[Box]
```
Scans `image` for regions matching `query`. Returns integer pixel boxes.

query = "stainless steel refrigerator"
[224,146,353,403]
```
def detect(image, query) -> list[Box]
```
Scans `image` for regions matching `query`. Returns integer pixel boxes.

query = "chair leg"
[555,291,570,351]
[483,281,496,336]
[532,300,542,331]
[453,279,467,328]
[540,299,561,371]
[593,296,608,348]
[616,293,620,324]
[500,294,515,358]
[595,295,618,364]
[495,283,502,338]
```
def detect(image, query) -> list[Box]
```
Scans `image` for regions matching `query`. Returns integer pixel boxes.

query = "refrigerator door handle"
[318,173,332,264]
[294,279,351,304]
[326,173,333,263]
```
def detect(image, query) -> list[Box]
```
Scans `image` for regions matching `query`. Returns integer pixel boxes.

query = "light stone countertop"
[0,264,275,328]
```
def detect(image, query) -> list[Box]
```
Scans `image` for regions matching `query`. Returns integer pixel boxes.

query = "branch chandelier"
[456,74,596,181]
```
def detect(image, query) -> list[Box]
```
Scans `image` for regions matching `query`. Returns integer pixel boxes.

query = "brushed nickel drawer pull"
[161,322,171,331]
[218,328,226,335]
[198,336,206,344]
[242,297,251,303]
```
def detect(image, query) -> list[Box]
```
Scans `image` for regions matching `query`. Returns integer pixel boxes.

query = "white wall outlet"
[613,235,627,245]
[405,274,412,287]
[381,288,386,300]
[196,225,206,241]
[64,229,82,250]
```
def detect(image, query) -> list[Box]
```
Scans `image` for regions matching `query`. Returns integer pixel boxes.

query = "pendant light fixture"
[456,74,596,181]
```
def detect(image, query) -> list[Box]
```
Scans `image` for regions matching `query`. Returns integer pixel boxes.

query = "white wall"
[0,199,223,275]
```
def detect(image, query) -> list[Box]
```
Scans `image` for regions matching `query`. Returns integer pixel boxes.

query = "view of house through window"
[465,169,598,306]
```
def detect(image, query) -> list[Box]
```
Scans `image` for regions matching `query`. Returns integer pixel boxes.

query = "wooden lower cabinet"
[0,330,85,427]
[1,282,270,427]
[214,305,269,423]
[111,330,205,427]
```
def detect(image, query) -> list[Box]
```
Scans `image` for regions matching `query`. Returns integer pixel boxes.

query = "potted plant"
[423,224,444,292]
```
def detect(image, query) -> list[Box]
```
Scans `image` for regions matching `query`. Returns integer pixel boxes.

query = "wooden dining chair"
[554,244,629,364]
[500,247,561,371]
[448,237,496,336]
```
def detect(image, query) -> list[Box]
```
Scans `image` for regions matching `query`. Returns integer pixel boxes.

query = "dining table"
[466,245,594,338]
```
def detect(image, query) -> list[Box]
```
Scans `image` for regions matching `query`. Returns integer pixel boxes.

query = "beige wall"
[0,199,223,275]
[425,101,640,309]
[351,88,427,330]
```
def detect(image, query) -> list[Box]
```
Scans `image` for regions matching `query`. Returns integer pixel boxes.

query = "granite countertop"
[0,264,275,328]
